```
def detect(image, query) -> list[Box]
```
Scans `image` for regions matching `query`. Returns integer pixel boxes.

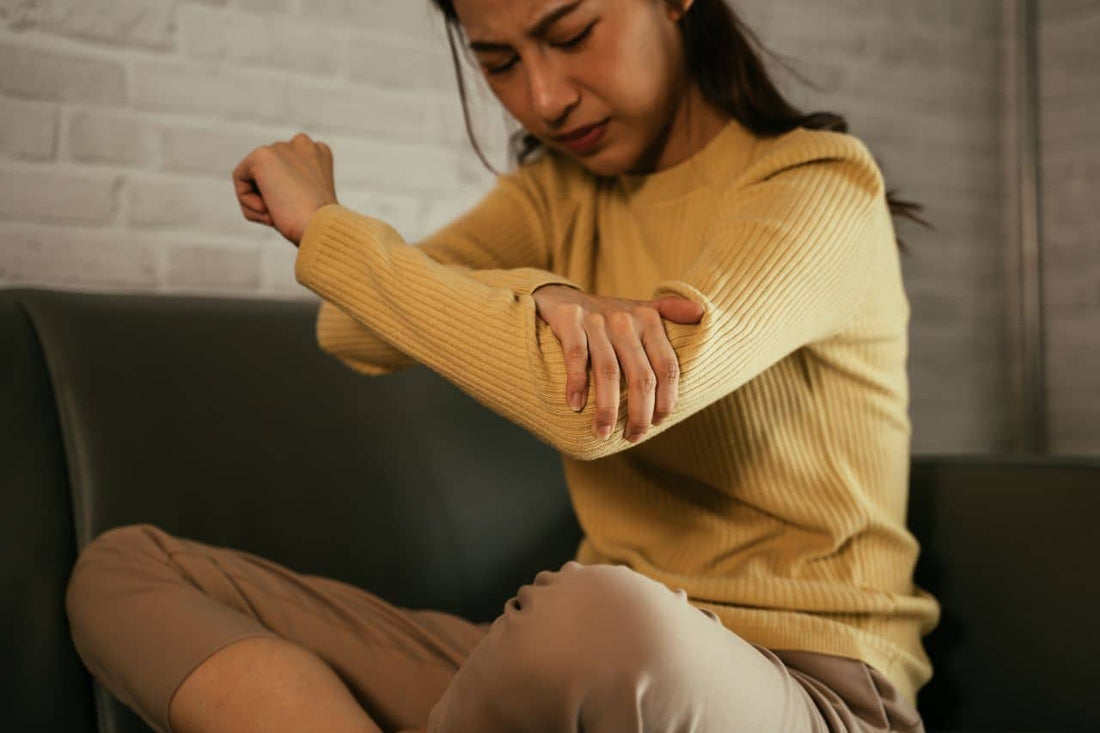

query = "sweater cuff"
[295,203,377,287]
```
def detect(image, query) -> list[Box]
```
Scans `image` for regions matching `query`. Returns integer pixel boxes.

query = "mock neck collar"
[614,117,758,206]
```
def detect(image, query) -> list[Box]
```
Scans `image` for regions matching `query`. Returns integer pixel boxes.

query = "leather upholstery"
[2,287,1097,731]
[1,295,96,732]
[910,458,1099,729]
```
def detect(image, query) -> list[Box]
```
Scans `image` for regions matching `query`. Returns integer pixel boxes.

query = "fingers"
[232,150,271,226]
[579,301,689,444]
[584,315,619,440]
[607,312,656,443]
[639,316,681,427]
[555,305,590,412]
[239,203,272,226]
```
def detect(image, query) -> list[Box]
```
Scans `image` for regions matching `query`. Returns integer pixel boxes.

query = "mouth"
[553,118,610,154]
[554,118,610,142]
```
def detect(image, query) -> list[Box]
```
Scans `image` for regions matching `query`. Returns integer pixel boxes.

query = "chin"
[570,147,633,178]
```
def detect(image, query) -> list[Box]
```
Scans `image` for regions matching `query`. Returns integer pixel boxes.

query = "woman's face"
[452,0,693,177]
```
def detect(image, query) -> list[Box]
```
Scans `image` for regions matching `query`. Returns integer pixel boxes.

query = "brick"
[419,187,494,239]
[334,189,424,242]
[0,224,158,290]
[0,40,126,104]
[159,123,277,177]
[328,136,465,194]
[0,97,57,161]
[67,110,156,168]
[287,81,430,141]
[180,4,341,77]
[297,0,443,40]
[164,243,263,291]
[0,165,119,224]
[236,0,291,13]
[127,173,273,240]
[3,0,175,50]
[428,93,512,163]
[346,31,453,91]
[132,61,291,124]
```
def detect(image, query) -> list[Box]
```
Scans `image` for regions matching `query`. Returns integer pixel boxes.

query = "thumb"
[650,296,704,324]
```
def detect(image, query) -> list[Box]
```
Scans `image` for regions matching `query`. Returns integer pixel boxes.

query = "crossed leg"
[67,524,845,733]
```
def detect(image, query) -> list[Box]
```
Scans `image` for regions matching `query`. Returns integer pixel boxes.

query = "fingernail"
[569,392,583,411]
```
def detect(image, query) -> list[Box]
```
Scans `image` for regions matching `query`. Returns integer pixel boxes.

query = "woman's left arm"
[293,131,885,461]
[643,131,887,426]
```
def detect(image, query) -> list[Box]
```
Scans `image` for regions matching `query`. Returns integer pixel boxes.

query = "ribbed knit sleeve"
[648,131,886,430]
[296,131,883,461]
[313,157,582,376]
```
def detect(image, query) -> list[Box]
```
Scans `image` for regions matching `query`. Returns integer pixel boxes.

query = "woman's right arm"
[315,156,582,376]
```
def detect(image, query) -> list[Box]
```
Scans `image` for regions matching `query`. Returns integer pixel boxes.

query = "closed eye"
[555,22,595,49]
[484,22,597,76]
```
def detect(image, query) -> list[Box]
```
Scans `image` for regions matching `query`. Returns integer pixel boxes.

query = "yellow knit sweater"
[294,118,941,707]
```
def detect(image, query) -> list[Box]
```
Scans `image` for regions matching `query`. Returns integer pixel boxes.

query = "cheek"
[591,18,675,116]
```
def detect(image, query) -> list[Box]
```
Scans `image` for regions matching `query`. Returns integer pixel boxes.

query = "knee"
[66,524,172,648]
[493,561,698,691]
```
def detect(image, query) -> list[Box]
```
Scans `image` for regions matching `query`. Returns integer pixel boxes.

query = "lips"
[555,119,609,141]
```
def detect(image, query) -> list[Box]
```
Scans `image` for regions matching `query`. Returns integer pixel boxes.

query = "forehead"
[452,0,587,41]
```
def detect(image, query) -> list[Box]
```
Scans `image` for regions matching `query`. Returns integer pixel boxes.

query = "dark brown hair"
[429,0,932,251]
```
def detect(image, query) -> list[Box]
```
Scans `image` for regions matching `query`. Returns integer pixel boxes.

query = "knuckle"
[583,311,605,329]
[607,311,632,330]
[659,359,680,381]
[565,344,588,363]
[631,372,657,394]
[597,363,620,381]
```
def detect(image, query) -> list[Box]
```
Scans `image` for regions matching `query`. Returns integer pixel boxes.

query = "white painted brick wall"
[1,0,1087,454]
[0,0,507,305]
[1039,0,1100,455]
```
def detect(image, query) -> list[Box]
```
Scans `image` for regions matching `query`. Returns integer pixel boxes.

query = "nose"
[525,54,579,127]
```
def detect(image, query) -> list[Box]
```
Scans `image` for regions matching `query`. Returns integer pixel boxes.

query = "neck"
[627,83,731,175]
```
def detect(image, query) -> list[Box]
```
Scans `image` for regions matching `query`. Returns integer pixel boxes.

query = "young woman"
[66,0,940,730]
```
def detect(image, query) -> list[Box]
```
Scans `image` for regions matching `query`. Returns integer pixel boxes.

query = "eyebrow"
[467,0,585,53]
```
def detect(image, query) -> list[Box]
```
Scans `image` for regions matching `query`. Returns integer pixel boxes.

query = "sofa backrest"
[908,457,1099,729]
[2,288,1098,732]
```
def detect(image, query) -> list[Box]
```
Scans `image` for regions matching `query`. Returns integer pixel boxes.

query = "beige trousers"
[65,524,925,733]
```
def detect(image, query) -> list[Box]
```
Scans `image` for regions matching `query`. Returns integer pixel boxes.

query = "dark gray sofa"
[2,287,1097,732]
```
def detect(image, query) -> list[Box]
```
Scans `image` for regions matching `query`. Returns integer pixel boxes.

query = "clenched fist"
[232,132,339,247]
